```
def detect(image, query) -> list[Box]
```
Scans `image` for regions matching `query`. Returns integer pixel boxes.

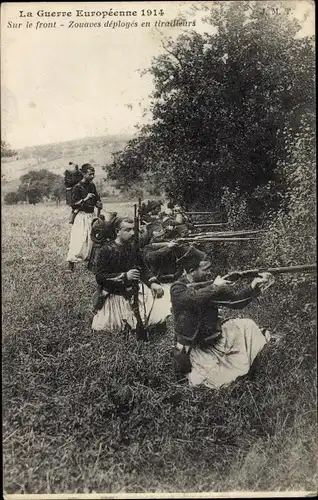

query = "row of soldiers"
[65,162,276,389]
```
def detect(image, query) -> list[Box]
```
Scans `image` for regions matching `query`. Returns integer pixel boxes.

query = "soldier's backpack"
[90,212,118,244]
[64,164,83,206]
[64,163,83,188]
[87,212,118,273]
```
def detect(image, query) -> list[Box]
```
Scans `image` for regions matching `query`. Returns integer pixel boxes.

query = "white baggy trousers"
[67,212,94,263]
[177,318,267,389]
[92,283,172,333]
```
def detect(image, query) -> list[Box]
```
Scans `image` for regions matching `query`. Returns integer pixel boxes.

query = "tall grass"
[2,203,316,494]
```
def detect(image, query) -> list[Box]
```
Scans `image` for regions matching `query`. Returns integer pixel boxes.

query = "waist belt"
[103,287,134,300]
[79,208,95,214]
[176,317,222,348]
[176,331,222,348]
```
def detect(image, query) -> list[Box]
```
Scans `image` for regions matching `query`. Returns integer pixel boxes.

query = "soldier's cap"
[173,223,189,232]
[113,216,134,230]
[167,224,189,238]
[162,216,175,227]
[81,163,95,173]
[146,221,164,235]
[177,245,209,271]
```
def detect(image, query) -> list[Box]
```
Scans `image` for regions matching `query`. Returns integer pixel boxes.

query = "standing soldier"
[66,164,102,272]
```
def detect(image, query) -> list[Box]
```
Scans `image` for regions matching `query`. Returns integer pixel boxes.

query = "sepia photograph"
[1,1,316,498]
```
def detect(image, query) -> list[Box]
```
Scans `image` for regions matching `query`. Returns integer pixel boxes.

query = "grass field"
[2,202,317,495]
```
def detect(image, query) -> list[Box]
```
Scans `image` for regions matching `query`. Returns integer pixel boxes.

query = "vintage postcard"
[1,1,316,499]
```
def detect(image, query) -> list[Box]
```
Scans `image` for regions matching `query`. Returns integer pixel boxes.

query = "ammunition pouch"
[69,211,78,225]
[173,346,192,375]
[92,289,108,312]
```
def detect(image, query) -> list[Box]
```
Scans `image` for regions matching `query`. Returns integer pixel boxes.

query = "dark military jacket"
[170,277,260,348]
[95,241,157,297]
[71,181,100,213]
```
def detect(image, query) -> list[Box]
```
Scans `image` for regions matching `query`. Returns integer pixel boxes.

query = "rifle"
[193,222,230,228]
[185,211,219,215]
[190,264,317,288]
[132,204,149,342]
[168,237,261,243]
[138,197,142,224]
[189,229,266,238]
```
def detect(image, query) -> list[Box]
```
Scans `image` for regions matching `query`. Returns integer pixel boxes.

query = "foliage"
[28,186,43,205]
[4,191,20,205]
[211,111,316,274]
[106,1,314,220]
[4,169,65,205]
[94,179,116,199]
[259,112,316,269]
[1,140,17,158]
[16,183,43,205]
[20,169,63,197]
[51,180,66,201]
[107,137,153,189]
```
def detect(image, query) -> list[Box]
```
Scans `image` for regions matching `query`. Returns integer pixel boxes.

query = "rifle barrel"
[177,237,261,242]
[193,223,230,227]
[133,204,148,341]
[190,230,266,238]
[255,264,317,275]
[190,264,316,287]
[185,211,223,216]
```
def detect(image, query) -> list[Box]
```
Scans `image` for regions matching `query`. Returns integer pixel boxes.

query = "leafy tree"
[4,191,20,205]
[27,186,42,205]
[51,179,66,202]
[106,1,314,219]
[1,141,17,158]
[107,137,153,189]
[19,169,64,202]
[17,184,29,203]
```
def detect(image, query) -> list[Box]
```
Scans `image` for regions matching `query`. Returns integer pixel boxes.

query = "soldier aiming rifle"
[171,249,316,388]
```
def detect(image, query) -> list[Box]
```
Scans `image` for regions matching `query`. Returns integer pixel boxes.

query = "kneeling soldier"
[91,217,164,335]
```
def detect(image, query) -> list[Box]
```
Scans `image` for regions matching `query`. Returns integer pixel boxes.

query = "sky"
[1,1,315,150]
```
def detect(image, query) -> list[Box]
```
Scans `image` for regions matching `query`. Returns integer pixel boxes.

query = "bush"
[4,191,20,205]
[28,186,42,205]
[260,113,316,268]
[122,185,145,201]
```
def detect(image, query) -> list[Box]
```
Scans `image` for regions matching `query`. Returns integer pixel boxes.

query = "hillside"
[1,134,132,190]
